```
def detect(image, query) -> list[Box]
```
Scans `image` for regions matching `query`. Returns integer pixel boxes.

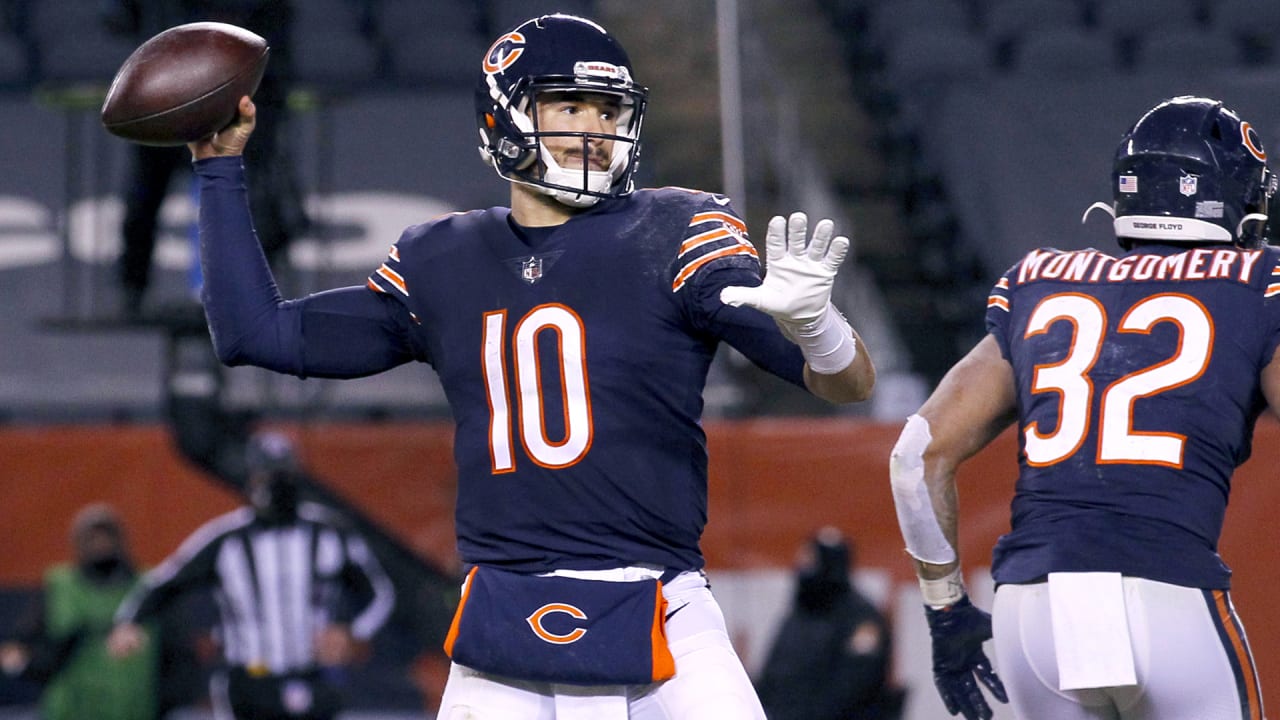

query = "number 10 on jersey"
[483,305,594,473]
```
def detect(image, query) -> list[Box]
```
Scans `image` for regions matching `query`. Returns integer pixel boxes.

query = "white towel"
[1048,572,1137,690]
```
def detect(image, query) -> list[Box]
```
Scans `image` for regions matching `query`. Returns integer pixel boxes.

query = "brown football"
[101,22,269,146]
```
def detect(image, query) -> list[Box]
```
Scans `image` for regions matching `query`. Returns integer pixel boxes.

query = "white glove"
[720,212,857,374]
[718,212,849,326]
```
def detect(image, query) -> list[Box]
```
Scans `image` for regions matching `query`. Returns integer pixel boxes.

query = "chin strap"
[1081,201,1115,224]
[1237,211,1268,240]
[538,145,612,208]
[1082,200,1258,243]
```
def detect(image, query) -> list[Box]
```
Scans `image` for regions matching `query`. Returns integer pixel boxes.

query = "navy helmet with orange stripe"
[475,14,648,208]
[1103,96,1276,249]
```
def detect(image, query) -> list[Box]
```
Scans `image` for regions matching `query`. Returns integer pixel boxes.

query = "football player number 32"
[1024,292,1212,468]
[483,305,593,473]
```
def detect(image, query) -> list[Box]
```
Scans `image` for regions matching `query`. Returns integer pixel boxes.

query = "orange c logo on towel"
[526,603,588,644]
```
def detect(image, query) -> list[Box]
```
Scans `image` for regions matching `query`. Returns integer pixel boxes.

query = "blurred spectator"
[108,432,396,720]
[0,503,161,720]
[103,0,307,317]
[755,527,904,720]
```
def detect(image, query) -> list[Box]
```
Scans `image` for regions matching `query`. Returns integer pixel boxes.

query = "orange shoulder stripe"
[672,245,757,292]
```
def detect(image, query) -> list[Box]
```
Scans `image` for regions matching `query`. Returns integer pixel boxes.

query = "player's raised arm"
[187,95,416,379]
[719,212,874,403]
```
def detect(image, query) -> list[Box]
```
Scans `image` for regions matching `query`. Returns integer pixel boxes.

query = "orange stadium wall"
[3,418,1279,698]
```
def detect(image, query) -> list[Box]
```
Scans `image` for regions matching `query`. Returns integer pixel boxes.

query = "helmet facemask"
[501,77,644,207]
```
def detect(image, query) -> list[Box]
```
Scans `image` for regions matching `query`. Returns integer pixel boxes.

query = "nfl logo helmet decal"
[1180,173,1198,196]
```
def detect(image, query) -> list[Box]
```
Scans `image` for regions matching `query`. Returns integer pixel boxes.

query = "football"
[100,22,269,146]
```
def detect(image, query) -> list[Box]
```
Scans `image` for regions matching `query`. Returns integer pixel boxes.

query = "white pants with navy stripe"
[992,577,1263,720]
[436,570,765,720]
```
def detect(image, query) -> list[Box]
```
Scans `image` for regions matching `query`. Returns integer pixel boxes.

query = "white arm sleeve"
[889,413,957,564]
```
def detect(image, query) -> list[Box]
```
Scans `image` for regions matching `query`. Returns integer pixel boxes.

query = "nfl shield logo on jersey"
[521,256,544,284]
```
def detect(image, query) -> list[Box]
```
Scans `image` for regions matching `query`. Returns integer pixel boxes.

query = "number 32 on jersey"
[1024,292,1212,468]
[482,304,593,473]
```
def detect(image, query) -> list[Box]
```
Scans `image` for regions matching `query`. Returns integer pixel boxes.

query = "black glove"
[924,595,1008,719]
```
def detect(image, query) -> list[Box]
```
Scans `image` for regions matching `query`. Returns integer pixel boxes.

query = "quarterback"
[190,13,874,720]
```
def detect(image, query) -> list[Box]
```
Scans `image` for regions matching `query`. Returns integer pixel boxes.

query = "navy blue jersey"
[985,243,1280,589]
[363,188,805,572]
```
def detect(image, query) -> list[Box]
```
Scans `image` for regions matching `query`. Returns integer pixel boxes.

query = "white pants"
[992,577,1263,720]
[436,570,765,720]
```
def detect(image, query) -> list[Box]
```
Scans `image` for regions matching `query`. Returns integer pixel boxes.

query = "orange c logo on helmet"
[1242,121,1267,162]
[526,603,588,644]
[483,32,525,74]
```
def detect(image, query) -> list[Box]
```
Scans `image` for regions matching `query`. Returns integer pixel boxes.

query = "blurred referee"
[107,433,396,720]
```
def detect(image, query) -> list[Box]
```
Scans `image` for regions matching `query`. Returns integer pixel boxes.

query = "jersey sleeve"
[196,157,419,378]
[366,235,414,304]
[984,255,1027,361]
[365,217,454,312]
[669,198,761,294]
[673,196,806,387]
[1261,251,1280,365]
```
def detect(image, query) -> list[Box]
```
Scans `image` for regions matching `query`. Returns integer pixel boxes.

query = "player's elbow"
[805,361,875,404]
[209,331,297,376]
[209,331,250,368]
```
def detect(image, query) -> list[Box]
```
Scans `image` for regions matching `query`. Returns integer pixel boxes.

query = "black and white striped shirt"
[116,502,396,674]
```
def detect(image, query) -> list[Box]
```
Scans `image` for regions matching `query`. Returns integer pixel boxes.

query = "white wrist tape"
[785,302,857,374]
[890,414,956,564]
[920,567,966,608]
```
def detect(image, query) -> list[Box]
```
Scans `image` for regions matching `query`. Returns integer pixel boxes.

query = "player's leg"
[628,572,766,720]
[991,582,1120,720]
[119,144,185,310]
[1113,579,1262,720]
[436,662,556,720]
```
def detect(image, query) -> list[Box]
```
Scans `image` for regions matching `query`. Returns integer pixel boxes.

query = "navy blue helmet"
[475,14,648,207]
[1110,96,1275,248]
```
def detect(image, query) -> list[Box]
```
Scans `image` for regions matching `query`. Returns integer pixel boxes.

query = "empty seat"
[35,29,136,85]
[291,27,382,92]
[981,0,1086,43]
[1210,0,1280,63]
[1211,0,1280,33]
[865,0,971,50]
[0,31,29,88]
[293,0,371,35]
[376,0,483,39]
[1012,27,1118,76]
[386,32,489,89]
[1135,29,1240,74]
[1093,0,1203,38]
[486,0,599,35]
[882,26,991,86]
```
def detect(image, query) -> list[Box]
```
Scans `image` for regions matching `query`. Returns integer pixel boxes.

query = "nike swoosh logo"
[712,196,732,206]
[665,603,689,621]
